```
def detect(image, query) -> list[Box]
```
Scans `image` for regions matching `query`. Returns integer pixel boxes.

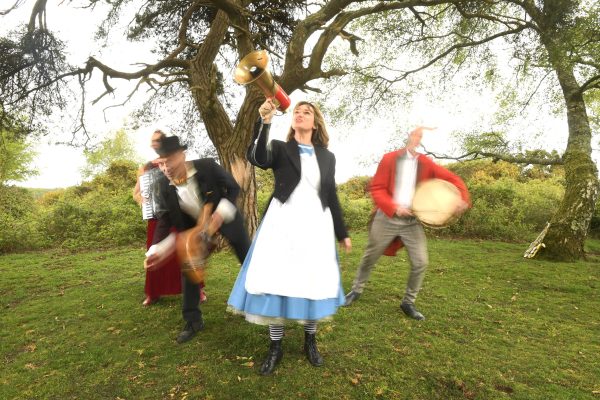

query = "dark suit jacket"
[247,119,349,241]
[152,158,241,244]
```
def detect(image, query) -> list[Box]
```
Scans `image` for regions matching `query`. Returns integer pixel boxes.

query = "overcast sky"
[2,1,597,188]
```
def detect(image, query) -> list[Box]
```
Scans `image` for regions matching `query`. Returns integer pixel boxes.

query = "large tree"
[1,0,598,260]
[0,0,456,236]
[323,0,599,261]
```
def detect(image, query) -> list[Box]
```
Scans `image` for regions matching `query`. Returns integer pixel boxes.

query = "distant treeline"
[1,159,598,253]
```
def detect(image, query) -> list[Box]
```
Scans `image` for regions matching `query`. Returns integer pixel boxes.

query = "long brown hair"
[286,101,329,148]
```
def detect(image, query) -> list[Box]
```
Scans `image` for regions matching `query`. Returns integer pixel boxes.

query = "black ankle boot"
[259,340,283,375]
[304,332,324,367]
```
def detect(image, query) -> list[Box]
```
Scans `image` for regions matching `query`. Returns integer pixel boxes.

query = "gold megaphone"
[234,50,291,112]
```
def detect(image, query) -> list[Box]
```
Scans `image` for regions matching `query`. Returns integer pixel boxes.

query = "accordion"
[140,170,159,220]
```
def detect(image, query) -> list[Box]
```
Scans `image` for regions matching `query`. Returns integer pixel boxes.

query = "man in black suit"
[145,136,250,343]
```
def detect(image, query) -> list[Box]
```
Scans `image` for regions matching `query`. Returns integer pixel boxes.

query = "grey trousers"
[350,210,428,305]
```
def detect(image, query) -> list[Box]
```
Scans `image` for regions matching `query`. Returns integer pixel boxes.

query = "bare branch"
[520,69,553,112]
[408,6,427,32]
[338,29,362,56]
[73,73,91,146]
[299,84,323,94]
[7,51,189,109]
[0,0,25,15]
[369,24,529,85]
[8,68,84,105]
[282,0,355,89]
[421,145,564,165]
[574,58,600,70]
[84,56,189,81]
[454,2,538,32]
[101,78,147,119]
[579,74,600,94]
[320,68,348,79]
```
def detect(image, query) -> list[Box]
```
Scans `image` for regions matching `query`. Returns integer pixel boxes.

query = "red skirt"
[144,219,182,299]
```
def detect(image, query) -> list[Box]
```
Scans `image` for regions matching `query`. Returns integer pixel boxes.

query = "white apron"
[244,146,340,300]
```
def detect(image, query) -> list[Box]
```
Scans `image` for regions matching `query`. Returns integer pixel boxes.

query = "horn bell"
[234,50,291,112]
[234,50,270,85]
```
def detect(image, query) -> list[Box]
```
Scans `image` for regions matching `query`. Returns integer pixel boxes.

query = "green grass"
[1,233,599,400]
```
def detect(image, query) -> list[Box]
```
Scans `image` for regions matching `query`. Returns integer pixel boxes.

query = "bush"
[256,190,272,220]
[38,188,146,250]
[255,168,274,221]
[254,163,567,241]
[338,176,370,200]
[0,186,48,253]
[4,156,579,253]
[443,177,564,241]
[28,160,146,251]
[338,194,372,232]
[337,177,373,232]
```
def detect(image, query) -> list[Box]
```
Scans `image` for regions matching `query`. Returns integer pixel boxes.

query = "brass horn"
[234,50,291,112]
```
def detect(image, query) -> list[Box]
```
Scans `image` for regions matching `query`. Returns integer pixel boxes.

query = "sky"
[2,1,597,188]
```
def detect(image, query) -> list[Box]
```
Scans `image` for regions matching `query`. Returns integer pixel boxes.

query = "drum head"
[412,179,462,228]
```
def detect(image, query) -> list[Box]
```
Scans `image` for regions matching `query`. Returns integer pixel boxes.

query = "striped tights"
[269,321,317,341]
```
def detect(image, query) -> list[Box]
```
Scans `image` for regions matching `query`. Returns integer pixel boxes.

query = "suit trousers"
[182,211,251,322]
[350,210,428,305]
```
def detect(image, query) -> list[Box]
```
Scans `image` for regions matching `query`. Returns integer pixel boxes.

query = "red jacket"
[370,148,471,256]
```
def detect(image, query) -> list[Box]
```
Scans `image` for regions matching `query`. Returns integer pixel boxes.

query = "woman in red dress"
[134,130,206,306]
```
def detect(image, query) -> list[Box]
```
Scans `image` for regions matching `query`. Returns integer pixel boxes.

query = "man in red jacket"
[344,127,470,320]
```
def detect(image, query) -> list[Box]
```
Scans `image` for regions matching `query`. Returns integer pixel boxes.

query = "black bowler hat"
[156,136,188,156]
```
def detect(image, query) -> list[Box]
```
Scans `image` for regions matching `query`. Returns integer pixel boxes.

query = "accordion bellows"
[140,170,159,220]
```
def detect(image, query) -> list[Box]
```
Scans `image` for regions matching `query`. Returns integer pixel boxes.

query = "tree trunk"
[188,62,263,238]
[183,9,265,239]
[217,95,264,237]
[541,61,599,261]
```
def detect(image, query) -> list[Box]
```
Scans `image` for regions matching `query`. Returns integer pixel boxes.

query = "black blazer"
[152,158,240,243]
[247,119,349,241]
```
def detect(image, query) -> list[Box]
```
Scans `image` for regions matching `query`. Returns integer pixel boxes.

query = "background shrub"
[35,160,146,250]
[0,185,48,253]
[435,161,565,240]
[4,157,598,253]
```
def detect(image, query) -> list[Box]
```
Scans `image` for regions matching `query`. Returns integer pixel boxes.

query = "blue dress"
[227,144,345,324]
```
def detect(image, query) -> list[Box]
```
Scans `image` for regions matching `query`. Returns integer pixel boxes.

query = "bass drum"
[412,179,462,228]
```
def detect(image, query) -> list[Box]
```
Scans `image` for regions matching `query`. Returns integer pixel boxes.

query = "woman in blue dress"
[228,99,352,375]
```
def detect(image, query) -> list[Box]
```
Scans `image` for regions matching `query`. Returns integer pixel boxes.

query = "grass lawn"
[1,233,599,400]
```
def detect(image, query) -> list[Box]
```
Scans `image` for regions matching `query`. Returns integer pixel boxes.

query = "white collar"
[403,149,417,160]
